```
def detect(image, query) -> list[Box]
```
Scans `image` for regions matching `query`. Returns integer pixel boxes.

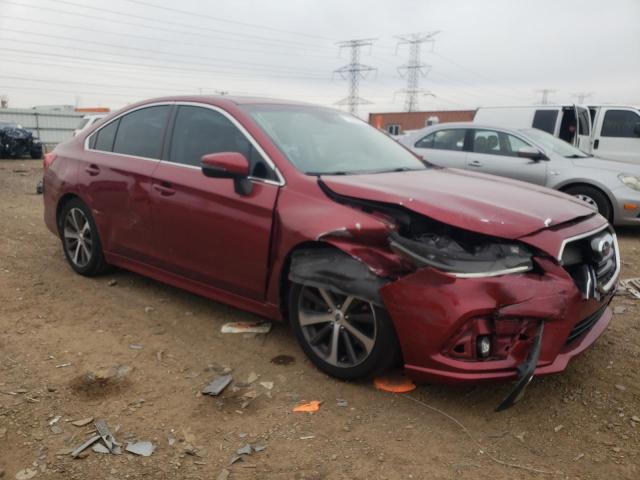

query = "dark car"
[42,96,619,410]
[0,121,43,159]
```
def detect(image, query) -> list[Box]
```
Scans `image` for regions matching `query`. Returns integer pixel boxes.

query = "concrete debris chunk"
[126,441,155,457]
[620,278,640,299]
[71,417,94,427]
[15,469,38,480]
[236,444,252,455]
[221,321,271,334]
[92,443,111,454]
[202,375,232,396]
[216,468,230,480]
[259,381,274,390]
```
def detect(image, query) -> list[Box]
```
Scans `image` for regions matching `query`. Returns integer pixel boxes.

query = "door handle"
[593,139,599,149]
[85,164,100,176]
[468,160,483,167]
[153,183,176,196]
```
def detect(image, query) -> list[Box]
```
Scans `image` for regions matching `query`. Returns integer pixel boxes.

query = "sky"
[0,0,639,118]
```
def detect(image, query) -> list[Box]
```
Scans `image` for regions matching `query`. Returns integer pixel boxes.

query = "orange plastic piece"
[293,400,322,413]
[373,373,416,393]
[624,203,637,210]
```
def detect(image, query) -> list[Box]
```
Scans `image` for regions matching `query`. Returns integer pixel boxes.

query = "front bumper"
[613,189,640,225]
[379,256,614,386]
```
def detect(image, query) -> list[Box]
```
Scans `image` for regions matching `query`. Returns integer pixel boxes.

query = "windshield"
[522,128,590,158]
[241,104,426,175]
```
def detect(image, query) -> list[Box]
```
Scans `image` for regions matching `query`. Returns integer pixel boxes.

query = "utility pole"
[535,89,556,105]
[334,38,377,116]
[395,32,438,112]
[571,91,594,104]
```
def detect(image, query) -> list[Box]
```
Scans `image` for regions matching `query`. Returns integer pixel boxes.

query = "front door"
[465,129,547,185]
[594,108,640,163]
[150,105,281,300]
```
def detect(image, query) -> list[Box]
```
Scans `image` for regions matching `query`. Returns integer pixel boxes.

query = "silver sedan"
[399,122,640,226]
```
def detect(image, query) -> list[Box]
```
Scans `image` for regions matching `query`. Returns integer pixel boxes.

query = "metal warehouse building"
[369,110,475,135]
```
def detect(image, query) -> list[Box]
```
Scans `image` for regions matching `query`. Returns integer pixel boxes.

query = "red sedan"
[43,96,618,410]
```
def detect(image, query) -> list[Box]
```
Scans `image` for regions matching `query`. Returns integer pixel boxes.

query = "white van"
[474,105,640,164]
[73,114,107,136]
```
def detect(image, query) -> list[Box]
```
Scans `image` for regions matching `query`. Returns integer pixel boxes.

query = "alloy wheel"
[297,286,377,368]
[574,193,598,211]
[63,207,93,268]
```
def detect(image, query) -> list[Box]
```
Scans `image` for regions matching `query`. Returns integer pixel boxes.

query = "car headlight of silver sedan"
[618,174,640,191]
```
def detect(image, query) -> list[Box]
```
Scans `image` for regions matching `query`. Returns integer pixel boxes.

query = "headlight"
[619,174,640,191]
[389,231,533,278]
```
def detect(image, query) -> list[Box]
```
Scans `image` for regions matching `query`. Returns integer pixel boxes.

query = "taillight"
[43,152,57,170]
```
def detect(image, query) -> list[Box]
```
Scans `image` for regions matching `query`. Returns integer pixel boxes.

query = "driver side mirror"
[517,146,547,161]
[201,152,253,195]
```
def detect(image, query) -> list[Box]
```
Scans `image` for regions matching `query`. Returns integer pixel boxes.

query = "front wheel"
[288,283,400,380]
[59,198,109,276]
[564,185,612,222]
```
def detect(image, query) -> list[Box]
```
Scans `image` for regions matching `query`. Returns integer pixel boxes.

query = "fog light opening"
[477,335,491,358]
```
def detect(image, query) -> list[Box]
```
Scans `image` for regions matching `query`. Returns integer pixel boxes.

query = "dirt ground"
[0,159,638,480]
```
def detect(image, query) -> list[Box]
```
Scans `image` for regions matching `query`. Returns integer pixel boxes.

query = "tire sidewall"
[288,282,400,380]
[58,199,105,276]
[566,186,612,222]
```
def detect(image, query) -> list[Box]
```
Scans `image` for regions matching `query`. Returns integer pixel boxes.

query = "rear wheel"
[564,185,612,222]
[59,198,108,276]
[289,282,400,380]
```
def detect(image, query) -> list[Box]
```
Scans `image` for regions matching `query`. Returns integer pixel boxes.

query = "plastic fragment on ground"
[202,375,233,396]
[220,321,272,334]
[373,373,416,393]
[293,400,322,413]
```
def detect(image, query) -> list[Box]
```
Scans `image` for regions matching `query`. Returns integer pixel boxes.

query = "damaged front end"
[313,180,617,411]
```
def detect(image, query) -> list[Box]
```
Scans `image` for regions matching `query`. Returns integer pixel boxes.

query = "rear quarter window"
[91,119,120,152]
[112,105,171,159]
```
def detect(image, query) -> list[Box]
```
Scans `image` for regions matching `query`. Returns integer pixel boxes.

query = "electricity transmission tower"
[535,88,556,105]
[571,91,594,104]
[395,32,438,112]
[334,38,377,116]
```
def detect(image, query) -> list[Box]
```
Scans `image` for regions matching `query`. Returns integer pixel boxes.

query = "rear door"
[81,104,171,264]
[465,129,547,184]
[574,105,592,152]
[593,108,640,163]
[150,104,280,300]
[410,128,468,168]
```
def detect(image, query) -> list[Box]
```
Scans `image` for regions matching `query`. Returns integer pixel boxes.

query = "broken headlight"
[389,231,533,277]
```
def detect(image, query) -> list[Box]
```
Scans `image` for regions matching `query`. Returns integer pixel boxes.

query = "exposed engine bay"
[0,122,43,159]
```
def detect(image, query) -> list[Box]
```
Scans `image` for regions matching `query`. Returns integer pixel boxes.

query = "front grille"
[565,304,608,346]
[561,228,619,300]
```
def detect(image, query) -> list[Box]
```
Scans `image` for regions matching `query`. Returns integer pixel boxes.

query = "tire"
[288,282,400,380]
[564,185,612,222]
[58,198,109,276]
[30,149,42,160]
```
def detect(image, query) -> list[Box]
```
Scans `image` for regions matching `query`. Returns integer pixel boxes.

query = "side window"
[92,118,120,152]
[601,110,640,138]
[532,110,558,134]
[112,105,171,159]
[425,129,465,151]
[169,106,275,180]
[472,130,501,154]
[414,133,434,148]
[503,134,532,157]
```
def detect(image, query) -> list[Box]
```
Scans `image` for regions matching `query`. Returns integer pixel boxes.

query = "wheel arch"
[56,193,82,232]
[557,181,615,221]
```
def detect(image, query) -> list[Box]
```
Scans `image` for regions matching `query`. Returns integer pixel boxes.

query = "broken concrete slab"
[202,375,232,396]
[126,441,155,457]
[92,443,111,454]
[236,444,252,455]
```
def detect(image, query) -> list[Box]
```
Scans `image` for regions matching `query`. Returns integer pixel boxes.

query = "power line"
[334,39,377,116]
[1,15,338,60]
[535,88,556,105]
[394,31,438,112]
[119,0,335,41]
[0,28,331,76]
[0,0,335,52]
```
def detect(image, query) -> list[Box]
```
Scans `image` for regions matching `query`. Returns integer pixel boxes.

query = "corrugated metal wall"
[0,108,84,147]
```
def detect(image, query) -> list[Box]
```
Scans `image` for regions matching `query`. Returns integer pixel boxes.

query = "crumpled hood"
[321,168,596,239]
